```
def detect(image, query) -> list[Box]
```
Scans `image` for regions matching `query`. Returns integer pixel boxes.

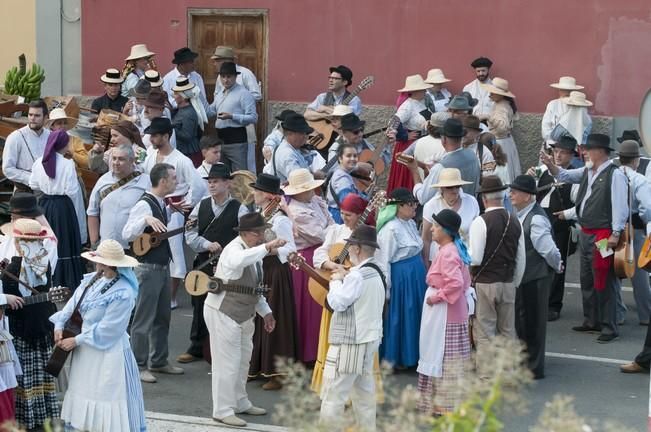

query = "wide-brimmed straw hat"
[172,76,195,92]
[550,76,584,91]
[100,68,124,84]
[424,69,452,84]
[397,74,433,93]
[2,218,49,239]
[563,91,592,107]
[482,77,515,98]
[331,105,354,117]
[125,44,155,61]
[82,239,139,267]
[46,108,78,130]
[282,169,324,196]
[144,70,163,87]
[431,168,472,188]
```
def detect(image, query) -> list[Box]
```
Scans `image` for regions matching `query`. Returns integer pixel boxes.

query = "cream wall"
[0,0,36,87]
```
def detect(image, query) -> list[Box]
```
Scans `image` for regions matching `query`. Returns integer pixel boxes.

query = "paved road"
[143,252,649,431]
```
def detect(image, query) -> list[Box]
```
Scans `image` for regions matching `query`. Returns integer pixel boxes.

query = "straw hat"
[331,105,354,117]
[563,91,592,107]
[431,168,472,188]
[424,69,452,84]
[172,75,195,92]
[281,169,324,195]
[3,218,49,239]
[100,68,124,84]
[397,74,433,93]
[210,46,235,60]
[125,44,155,61]
[46,108,78,130]
[482,77,515,98]
[550,76,584,91]
[144,70,163,87]
[81,239,139,267]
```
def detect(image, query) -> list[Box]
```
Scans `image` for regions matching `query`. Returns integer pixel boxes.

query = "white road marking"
[146,411,288,431]
[566,282,632,292]
[546,352,628,365]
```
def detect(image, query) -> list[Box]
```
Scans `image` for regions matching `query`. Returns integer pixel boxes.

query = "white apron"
[416,287,447,378]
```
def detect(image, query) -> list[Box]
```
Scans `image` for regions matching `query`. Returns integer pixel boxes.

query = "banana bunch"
[3,54,46,101]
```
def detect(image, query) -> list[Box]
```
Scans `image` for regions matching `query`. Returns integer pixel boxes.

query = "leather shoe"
[571,324,600,333]
[149,365,184,375]
[139,370,157,383]
[547,311,560,322]
[262,377,283,391]
[240,406,267,416]
[620,361,648,374]
[596,333,619,343]
[176,353,201,363]
[215,415,247,427]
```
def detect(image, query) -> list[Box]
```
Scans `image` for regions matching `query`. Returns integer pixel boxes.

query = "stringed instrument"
[358,115,401,176]
[638,234,651,271]
[308,76,375,150]
[3,286,70,309]
[615,176,635,279]
[288,253,331,307]
[184,270,269,297]
[131,219,198,257]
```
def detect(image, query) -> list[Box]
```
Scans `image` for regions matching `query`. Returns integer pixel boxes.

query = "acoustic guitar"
[308,76,375,150]
[131,219,198,257]
[614,223,635,279]
[638,234,651,271]
[358,115,400,176]
[184,270,269,297]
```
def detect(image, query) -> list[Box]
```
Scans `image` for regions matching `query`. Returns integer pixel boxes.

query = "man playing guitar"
[304,65,362,121]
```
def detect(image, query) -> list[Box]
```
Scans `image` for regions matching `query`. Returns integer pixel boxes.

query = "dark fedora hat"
[144,117,173,136]
[172,47,198,65]
[141,89,167,109]
[218,61,240,76]
[329,65,353,84]
[234,212,270,232]
[460,91,478,108]
[204,163,233,180]
[584,133,614,152]
[462,115,482,131]
[275,109,297,122]
[282,113,314,134]
[431,209,461,235]
[340,113,366,131]
[446,95,472,112]
[618,140,641,158]
[441,118,467,138]
[509,175,537,195]
[470,56,493,68]
[250,173,283,195]
[617,129,641,145]
[8,192,43,218]
[551,134,577,152]
[344,224,380,249]
[388,187,418,204]
[477,175,507,193]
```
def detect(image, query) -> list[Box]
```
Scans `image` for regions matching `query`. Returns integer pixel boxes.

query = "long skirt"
[290,245,322,363]
[39,194,83,291]
[62,338,146,432]
[417,322,471,414]
[386,139,415,194]
[380,254,427,368]
[496,136,521,181]
[13,336,59,430]
[250,256,299,377]
[0,389,14,425]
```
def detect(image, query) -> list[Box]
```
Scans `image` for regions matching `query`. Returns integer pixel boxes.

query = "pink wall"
[82,0,651,116]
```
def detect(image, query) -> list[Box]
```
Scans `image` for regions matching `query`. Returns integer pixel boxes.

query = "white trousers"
[204,303,255,419]
[319,340,379,432]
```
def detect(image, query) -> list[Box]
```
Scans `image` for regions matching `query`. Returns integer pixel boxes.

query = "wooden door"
[190,10,267,171]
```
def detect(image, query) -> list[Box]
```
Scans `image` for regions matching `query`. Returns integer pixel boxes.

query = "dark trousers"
[635,323,651,369]
[578,230,619,336]
[548,223,573,313]
[516,274,552,378]
[187,293,209,357]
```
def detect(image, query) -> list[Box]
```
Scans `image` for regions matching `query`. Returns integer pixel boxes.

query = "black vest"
[521,204,554,284]
[138,193,171,265]
[471,209,522,284]
[575,164,616,229]
[638,158,650,176]
[323,90,351,106]
[195,198,240,274]
[536,169,575,228]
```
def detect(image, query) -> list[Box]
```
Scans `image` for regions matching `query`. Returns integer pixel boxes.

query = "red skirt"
[0,388,15,424]
[290,245,322,363]
[387,139,415,194]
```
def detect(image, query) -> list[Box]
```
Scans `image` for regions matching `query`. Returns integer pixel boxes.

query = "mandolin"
[184,270,269,297]
[358,115,401,176]
[131,219,198,257]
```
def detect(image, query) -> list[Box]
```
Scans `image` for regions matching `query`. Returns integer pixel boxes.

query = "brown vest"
[471,208,522,284]
[218,257,262,324]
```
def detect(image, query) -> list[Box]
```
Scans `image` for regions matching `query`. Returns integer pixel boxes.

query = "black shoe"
[596,333,619,343]
[548,311,560,322]
[572,324,600,333]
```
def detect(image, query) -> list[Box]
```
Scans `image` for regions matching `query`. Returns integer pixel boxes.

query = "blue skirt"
[381,254,427,367]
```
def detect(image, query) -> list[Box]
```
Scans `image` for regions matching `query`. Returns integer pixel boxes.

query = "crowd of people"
[0,42,649,431]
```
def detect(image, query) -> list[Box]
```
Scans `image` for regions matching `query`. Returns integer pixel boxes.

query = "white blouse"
[268,212,297,263]
[395,98,428,132]
[376,217,423,289]
[313,224,352,270]
[422,192,479,260]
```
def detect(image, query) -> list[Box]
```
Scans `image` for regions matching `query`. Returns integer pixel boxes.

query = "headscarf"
[442,227,472,266]
[560,106,592,145]
[41,129,69,179]
[340,194,367,215]
[181,87,208,131]
[117,267,139,296]
[112,120,144,148]
[376,204,397,231]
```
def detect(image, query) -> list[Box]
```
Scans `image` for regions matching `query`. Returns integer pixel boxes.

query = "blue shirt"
[207,83,258,128]
[271,140,311,183]
[307,92,362,115]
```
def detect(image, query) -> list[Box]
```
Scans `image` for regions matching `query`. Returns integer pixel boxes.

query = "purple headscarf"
[42,129,69,179]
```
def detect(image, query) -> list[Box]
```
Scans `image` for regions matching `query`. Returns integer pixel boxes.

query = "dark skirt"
[250,255,299,377]
[39,194,83,291]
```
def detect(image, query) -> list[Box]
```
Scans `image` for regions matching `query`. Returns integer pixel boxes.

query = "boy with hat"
[305,65,361,121]
[163,47,208,110]
[510,175,561,379]
[262,109,297,165]
[196,136,223,186]
[179,164,248,364]
[122,44,156,98]
[462,57,494,116]
[92,68,129,113]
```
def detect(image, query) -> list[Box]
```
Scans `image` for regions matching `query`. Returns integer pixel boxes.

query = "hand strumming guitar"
[145,216,167,233]
[207,242,222,254]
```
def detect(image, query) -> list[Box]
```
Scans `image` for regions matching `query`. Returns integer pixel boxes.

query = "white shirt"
[462,78,494,117]
[425,88,452,113]
[142,148,207,206]
[87,171,152,248]
[376,217,423,290]
[2,126,49,187]
[163,68,209,110]
[214,64,262,101]
[143,129,176,151]
[469,207,526,286]
[313,224,352,270]
[395,98,428,131]
[195,161,213,195]
[423,192,479,260]
[121,192,172,242]
[267,212,297,263]
[184,196,248,252]
[516,202,562,272]
[541,98,568,144]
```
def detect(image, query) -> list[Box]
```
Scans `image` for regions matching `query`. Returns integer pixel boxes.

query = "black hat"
[234,212,270,232]
[219,62,241,76]
[275,109,297,122]
[172,47,198,65]
[441,118,467,138]
[250,173,283,195]
[584,133,614,151]
[8,192,43,218]
[340,113,366,131]
[617,140,641,158]
[344,224,380,249]
[617,129,641,145]
[204,163,233,180]
[551,135,577,152]
[509,175,537,195]
[144,117,173,136]
[477,175,507,193]
[431,209,461,235]
[471,57,493,68]
[388,187,418,204]
[282,113,314,134]
[329,65,353,84]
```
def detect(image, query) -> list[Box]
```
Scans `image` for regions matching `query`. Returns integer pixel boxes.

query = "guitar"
[8,287,70,308]
[358,115,400,176]
[638,234,651,271]
[184,270,270,297]
[131,219,198,257]
[615,173,636,279]
[308,76,375,150]
[288,253,331,307]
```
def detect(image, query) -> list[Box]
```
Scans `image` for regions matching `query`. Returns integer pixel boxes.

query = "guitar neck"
[297,261,330,288]
[335,196,376,263]
[342,88,362,105]
[220,284,264,296]
[155,220,197,241]
[0,292,50,309]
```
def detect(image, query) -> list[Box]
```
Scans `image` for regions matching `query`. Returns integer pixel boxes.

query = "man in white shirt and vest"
[319,224,385,432]
[462,57,494,117]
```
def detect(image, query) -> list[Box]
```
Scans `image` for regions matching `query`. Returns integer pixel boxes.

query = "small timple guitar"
[184,270,270,297]
[131,219,198,257]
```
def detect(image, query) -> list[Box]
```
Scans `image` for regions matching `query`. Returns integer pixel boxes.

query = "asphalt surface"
[142,251,649,431]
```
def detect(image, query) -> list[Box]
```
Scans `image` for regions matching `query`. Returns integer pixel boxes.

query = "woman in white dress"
[51,239,146,432]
